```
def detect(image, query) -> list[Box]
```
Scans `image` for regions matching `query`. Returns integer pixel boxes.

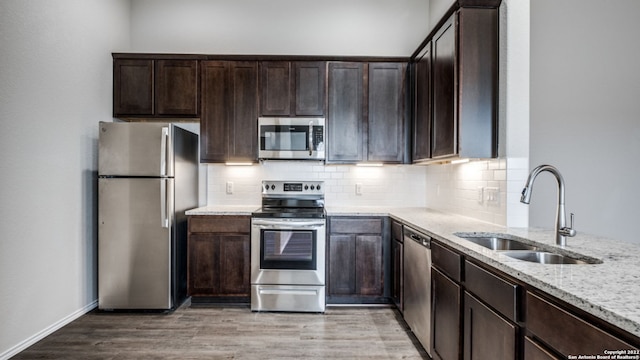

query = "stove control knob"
[304,185,309,190]
[271,184,276,190]
[316,184,321,190]
[264,184,269,191]
[310,185,315,190]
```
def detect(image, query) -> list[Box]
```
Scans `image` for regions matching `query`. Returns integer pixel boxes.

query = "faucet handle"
[560,213,577,237]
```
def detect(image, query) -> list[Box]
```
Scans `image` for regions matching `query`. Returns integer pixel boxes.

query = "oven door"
[251,218,326,286]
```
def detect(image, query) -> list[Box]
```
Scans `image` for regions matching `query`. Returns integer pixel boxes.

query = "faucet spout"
[520,165,575,247]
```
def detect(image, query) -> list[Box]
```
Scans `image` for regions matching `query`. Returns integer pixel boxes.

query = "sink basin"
[457,235,540,251]
[501,251,602,265]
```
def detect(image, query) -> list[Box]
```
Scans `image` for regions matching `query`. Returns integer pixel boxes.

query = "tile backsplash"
[424,158,528,227]
[205,157,527,228]
[207,161,427,208]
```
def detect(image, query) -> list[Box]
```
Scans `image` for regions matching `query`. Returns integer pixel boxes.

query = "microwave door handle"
[309,121,313,156]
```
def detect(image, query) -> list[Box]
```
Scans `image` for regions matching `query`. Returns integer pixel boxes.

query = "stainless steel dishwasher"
[403,226,432,356]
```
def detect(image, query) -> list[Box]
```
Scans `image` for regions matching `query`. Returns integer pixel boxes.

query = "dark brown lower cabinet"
[463,292,517,360]
[526,291,639,357]
[390,220,403,311]
[523,336,560,360]
[431,267,462,360]
[187,216,250,301]
[327,217,388,303]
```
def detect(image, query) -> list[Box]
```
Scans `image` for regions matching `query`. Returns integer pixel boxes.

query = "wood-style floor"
[13,305,429,359]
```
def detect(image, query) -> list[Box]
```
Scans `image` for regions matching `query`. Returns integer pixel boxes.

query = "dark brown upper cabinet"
[113,59,154,116]
[327,62,407,164]
[412,42,432,162]
[412,6,499,162]
[367,62,407,163]
[155,60,199,116]
[327,62,365,163]
[259,61,325,117]
[432,16,457,158]
[113,58,199,118]
[200,61,258,163]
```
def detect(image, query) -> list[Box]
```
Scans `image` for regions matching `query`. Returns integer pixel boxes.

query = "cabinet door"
[200,61,229,162]
[201,61,258,163]
[295,61,325,116]
[328,234,356,295]
[327,62,364,162]
[391,238,403,310]
[432,267,461,360]
[463,292,517,360]
[113,59,153,116]
[188,233,220,296]
[355,235,383,296]
[260,61,291,116]
[218,234,251,295]
[228,62,259,161]
[432,15,457,158]
[155,60,199,116]
[187,233,250,297]
[413,43,432,161]
[368,63,406,163]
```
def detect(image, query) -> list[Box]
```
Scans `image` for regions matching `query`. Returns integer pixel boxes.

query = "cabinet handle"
[160,127,169,176]
[309,121,313,156]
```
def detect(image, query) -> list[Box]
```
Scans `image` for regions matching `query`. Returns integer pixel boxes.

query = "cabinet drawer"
[391,221,403,242]
[465,260,518,322]
[431,241,462,282]
[188,216,250,234]
[330,217,382,234]
[526,292,638,356]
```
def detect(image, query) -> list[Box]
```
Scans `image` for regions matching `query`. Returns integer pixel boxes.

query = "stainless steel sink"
[457,235,540,251]
[501,251,602,265]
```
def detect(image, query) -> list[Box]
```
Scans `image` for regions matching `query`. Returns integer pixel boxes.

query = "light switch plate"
[226,181,234,194]
[355,183,362,195]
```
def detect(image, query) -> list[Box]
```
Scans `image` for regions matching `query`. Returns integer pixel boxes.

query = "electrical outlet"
[355,183,363,195]
[226,181,234,194]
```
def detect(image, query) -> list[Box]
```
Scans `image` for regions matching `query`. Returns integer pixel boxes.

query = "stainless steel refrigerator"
[98,122,198,310]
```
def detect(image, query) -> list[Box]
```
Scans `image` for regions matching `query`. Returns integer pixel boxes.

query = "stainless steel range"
[251,180,326,312]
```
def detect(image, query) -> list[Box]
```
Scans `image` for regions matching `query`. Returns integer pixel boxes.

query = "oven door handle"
[252,219,325,228]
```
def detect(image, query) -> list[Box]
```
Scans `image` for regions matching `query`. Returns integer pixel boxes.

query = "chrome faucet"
[520,164,576,247]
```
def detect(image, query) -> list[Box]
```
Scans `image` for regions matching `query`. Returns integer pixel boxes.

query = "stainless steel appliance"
[258,117,325,160]
[403,226,432,356]
[251,180,326,312]
[98,122,198,310]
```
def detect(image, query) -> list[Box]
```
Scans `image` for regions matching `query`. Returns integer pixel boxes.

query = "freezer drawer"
[98,177,174,309]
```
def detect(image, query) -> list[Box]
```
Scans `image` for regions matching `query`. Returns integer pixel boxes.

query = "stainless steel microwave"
[258,117,325,160]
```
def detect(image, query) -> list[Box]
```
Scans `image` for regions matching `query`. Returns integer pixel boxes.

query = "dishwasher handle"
[404,228,431,248]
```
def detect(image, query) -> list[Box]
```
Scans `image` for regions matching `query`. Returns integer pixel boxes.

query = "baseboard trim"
[0,300,98,360]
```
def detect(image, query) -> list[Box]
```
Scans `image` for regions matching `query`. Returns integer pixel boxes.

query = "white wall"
[530,0,640,245]
[0,1,130,358]
[129,0,431,56]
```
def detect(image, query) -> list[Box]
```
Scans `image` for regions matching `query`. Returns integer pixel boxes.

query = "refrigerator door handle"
[161,179,169,228]
[161,127,169,177]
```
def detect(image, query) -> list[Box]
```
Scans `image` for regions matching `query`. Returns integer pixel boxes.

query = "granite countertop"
[186,205,259,216]
[330,206,640,339]
[187,205,640,338]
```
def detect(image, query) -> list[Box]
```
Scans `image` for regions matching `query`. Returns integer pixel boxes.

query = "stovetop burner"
[253,180,325,219]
